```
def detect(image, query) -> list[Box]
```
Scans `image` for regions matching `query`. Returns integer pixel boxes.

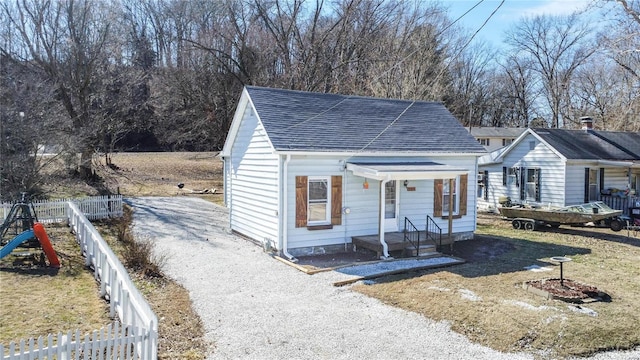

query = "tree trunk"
[78,147,94,180]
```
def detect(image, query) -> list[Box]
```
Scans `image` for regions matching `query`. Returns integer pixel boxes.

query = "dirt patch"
[295,235,514,270]
[295,249,379,270]
[444,235,516,263]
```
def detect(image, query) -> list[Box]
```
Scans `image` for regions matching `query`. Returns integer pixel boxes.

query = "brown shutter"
[459,174,468,216]
[295,176,308,227]
[434,179,443,217]
[331,175,342,225]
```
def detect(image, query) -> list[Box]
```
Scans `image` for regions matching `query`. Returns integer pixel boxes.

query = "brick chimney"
[580,116,593,130]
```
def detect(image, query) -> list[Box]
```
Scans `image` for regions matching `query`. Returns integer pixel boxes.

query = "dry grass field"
[96,152,223,203]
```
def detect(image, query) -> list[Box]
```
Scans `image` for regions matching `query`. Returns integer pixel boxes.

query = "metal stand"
[550,256,572,287]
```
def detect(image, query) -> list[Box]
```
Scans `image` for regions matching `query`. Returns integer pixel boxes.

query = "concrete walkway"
[126,197,638,360]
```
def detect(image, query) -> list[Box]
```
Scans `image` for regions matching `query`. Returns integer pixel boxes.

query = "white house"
[469,127,525,152]
[478,119,640,213]
[219,86,486,260]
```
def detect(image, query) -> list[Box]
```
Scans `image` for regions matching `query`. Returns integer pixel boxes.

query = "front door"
[384,181,399,232]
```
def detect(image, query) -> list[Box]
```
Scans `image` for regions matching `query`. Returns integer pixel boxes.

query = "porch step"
[404,244,438,257]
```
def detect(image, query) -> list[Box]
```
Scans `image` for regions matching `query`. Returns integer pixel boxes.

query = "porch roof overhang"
[346,161,470,181]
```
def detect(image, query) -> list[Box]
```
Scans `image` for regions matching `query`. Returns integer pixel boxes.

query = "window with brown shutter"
[295,175,342,229]
[434,175,468,219]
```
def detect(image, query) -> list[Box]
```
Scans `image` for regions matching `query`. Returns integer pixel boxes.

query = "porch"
[352,231,452,258]
[599,194,640,216]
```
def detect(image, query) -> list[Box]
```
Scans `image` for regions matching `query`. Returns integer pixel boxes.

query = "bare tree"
[2,0,111,179]
[505,13,595,128]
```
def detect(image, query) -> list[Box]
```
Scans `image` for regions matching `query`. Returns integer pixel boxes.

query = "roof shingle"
[532,128,640,160]
[246,86,486,154]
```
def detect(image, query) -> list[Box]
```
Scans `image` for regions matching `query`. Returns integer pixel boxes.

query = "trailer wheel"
[512,220,522,230]
[524,221,535,231]
[610,218,624,232]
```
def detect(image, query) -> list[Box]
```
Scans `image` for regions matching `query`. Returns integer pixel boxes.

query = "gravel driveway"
[126,197,639,360]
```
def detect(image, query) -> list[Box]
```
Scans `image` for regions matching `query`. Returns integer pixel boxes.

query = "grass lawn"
[354,217,640,358]
[0,224,112,344]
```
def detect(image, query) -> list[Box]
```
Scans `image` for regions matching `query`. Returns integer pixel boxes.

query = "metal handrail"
[403,217,420,257]
[426,215,442,248]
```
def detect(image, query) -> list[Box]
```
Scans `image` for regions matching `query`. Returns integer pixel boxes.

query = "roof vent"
[580,116,593,130]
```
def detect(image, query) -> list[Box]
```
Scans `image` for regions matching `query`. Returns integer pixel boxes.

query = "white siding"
[228,105,279,244]
[603,167,632,191]
[564,165,590,205]
[479,133,566,209]
[286,155,478,250]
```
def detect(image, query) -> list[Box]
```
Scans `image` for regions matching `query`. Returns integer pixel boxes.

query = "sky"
[446,0,593,47]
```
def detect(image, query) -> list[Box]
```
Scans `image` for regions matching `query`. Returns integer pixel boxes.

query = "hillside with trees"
[1,0,639,199]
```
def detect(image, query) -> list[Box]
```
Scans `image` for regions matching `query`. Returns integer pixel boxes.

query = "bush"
[116,205,165,278]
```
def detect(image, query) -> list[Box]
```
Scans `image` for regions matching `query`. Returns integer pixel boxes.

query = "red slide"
[33,222,61,268]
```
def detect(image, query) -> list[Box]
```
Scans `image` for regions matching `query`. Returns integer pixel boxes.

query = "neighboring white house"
[477,119,640,213]
[469,127,525,152]
[219,86,486,260]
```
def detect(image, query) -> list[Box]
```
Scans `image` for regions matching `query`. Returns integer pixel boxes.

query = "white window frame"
[503,138,514,146]
[479,138,490,146]
[525,168,538,202]
[307,176,331,225]
[443,176,460,216]
[507,167,517,187]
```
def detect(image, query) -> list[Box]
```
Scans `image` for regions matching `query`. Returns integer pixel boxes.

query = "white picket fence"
[0,198,158,360]
[0,322,147,360]
[1,195,124,223]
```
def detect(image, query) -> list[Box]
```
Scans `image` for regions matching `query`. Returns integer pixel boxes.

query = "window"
[478,138,490,146]
[508,168,517,186]
[477,171,488,201]
[502,167,518,187]
[523,168,541,202]
[295,175,342,228]
[589,169,598,201]
[503,138,514,146]
[308,177,330,224]
[529,141,536,150]
[434,174,468,218]
[443,178,458,214]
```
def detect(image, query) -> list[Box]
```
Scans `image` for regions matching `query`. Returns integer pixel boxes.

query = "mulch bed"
[524,278,610,303]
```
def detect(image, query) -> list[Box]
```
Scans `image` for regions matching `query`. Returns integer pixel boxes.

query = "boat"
[500,201,623,231]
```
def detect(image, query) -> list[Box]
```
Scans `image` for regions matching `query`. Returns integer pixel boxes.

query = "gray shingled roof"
[532,128,640,160]
[246,86,486,154]
[469,127,525,138]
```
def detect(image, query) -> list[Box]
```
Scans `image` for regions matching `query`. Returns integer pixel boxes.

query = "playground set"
[0,193,60,267]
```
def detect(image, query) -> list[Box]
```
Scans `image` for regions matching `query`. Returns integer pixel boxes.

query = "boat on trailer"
[500,201,624,231]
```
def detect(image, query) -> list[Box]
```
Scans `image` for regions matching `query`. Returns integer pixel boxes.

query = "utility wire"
[359,101,415,151]
[357,0,504,153]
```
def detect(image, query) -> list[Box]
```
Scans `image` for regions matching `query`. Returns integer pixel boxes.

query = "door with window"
[384,181,398,232]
